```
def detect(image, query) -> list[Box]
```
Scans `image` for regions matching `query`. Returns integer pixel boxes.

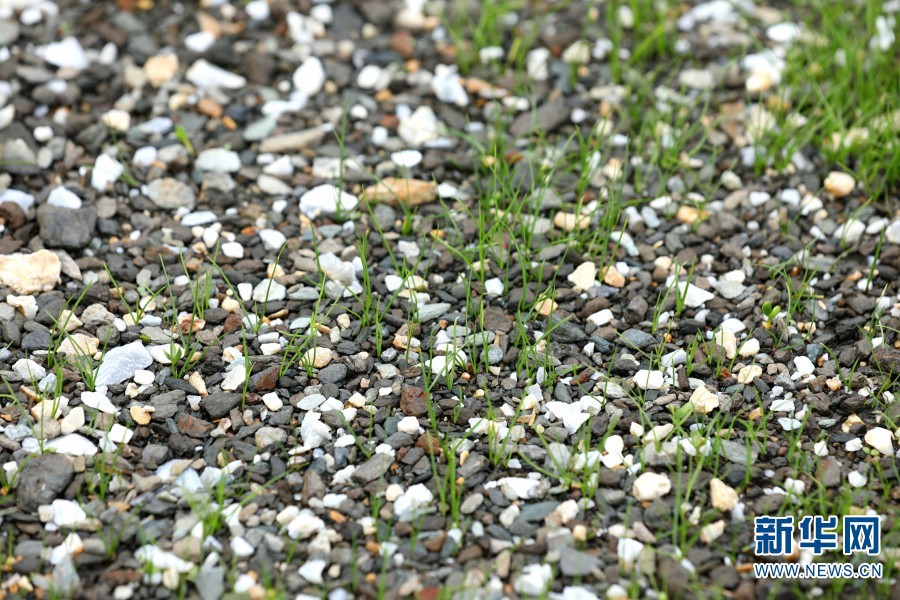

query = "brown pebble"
[251,365,279,392]
[363,177,437,207]
[456,545,483,562]
[400,385,428,416]
[416,432,442,455]
[733,581,755,600]
[0,202,26,229]
[176,412,213,438]
[223,312,243,334]
[391,31,415,59]
[328,510,346,523]
[422,533,446,552]
[379,114,399,129]
[130,405,152,426]
[196,97,223,118]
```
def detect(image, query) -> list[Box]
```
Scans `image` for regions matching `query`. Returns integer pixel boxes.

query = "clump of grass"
[105,266,165,325]
[772,0,899,202]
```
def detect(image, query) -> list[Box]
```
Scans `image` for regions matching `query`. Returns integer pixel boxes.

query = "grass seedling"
[174,124,194,157]
[865,226,886,292]
[180,251,216,321]
[158,258,223,380]
[761,301,782,330]
[106,266,166,325]
[443,0,515,74]
[673,258,697,318]
[46,281,110,392]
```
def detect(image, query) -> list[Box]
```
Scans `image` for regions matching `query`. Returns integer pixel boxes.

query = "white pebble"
[484,278,504,296]
[397,416,423,435]
[293,57,326,97]
[632,472,671,501]
[633,370,665,390]
[245,0,270,20]
[221,242,244,259]
[47,186,82,209]
[847,470,867,488]
[258,229,287,251]
[864,427,894,456]
[91,154,124,191]
[34,125,54,143]
[793,356,815,377]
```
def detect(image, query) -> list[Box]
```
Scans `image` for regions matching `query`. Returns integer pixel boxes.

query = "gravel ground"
[0,0,898,599]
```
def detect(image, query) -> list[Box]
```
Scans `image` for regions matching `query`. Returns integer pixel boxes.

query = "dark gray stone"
[558,549,601,576]
[547,314,587,343]
[318,363,347,383]
[21,329,51,352]
[16,454,74,512]
[196,566,225,600]
[620,328,657,350]
[718,439,759,464]
[200,392,242,419]
[352,452,393,483]
[150,390,184,421]
[141,444,171,468]
[37,205,96,249]
[518,501,558,522]
[509,98,568,137]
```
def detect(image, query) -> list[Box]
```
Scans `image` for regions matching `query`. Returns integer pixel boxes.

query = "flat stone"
[509,98,567,137]
[255,426,288,451]
[400,386,428,416]
[16,454,74,512]
[147,178,196,210]
[39,36,89,70]
[547,314,588,343]
[244,117,278,142]
[719,439,758,464]
[816,457,842,487]
[195,148,241,172]
[195,566,225,600]
[633,370,665,390]
[567,262,597,291]
[47,186,82,209]
[186,59,247,89]
[145,53,179,87]
[95,341,153,386]
[299,184,358,217]
[417,303,451,322]
[318,363,347,383]
[0,21,19,46]
[398,106,441,147]
[689,385,720,414]
[621,329,657,350]
[559,549,601,576]
[363,178,436,207]
[672,281,715,307]
[352,452,393,483]
[258,127,326,152]
[514,564,553,597]
[200,392,242,419]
